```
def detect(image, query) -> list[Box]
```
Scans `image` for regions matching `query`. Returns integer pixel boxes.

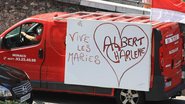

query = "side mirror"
[0,37,3,49]
[0,37,11,50]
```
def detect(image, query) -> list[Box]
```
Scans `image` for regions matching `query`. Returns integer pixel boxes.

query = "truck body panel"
[0,12,184,101]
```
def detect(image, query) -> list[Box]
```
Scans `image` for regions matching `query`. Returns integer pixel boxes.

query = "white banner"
[151,0,185,24]
[151,8,185,23]
[65,19,152,91]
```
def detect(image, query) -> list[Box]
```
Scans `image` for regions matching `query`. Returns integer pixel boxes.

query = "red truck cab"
[0,12,184,104]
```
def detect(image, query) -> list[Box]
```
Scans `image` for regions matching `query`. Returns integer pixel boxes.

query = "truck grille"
[12,81,32,96]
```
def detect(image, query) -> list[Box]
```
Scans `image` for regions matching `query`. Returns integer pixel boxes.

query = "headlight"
[0,85,12,97]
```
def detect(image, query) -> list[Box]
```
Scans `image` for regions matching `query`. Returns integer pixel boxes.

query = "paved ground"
[32,91,185,104]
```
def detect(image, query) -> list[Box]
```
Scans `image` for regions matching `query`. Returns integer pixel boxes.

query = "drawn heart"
[93,23,149,87]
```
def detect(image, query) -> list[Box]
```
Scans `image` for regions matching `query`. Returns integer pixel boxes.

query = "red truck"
[0,12,184,104]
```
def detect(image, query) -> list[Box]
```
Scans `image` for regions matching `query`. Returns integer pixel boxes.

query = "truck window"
[4,22,43,49]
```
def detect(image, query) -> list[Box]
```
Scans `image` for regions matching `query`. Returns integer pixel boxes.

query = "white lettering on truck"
[165,34,179,44]
[3,54,36,63]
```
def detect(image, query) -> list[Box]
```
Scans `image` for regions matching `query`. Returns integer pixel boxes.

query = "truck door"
[159,23,183,91]
[0,22,45,87]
